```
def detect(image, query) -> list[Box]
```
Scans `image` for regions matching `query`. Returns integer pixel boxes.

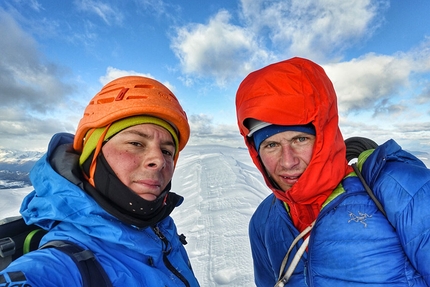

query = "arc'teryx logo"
[0,271,31,287]
[348,211,372,227]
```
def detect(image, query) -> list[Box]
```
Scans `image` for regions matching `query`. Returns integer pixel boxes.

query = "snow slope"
[0,186,33,219]
[171,145,270,286]
[0,144,271,286]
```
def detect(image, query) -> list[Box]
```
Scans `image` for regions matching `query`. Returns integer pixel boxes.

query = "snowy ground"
[170,145,270,286]
[0,144,271,286]
[0,186,33,219]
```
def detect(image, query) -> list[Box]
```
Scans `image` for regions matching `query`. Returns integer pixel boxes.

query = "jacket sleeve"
[364,140,430,284]
[249,214,277,287]
[381,161,430,284]
[0,248,83,286]
[249,195,308,287]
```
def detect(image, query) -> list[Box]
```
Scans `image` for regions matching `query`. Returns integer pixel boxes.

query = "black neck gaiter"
[82,152,183,228]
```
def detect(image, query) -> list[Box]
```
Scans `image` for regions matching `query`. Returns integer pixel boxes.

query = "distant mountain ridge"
[0,148,45,189]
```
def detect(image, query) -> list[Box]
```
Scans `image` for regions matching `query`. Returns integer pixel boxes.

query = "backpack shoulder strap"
[40,240,113,287]
[345,136,387,217]
[351,163,386,216]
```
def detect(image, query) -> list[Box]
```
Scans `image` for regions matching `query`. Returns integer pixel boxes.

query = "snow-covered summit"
[0,148,44,189]
[0,148,45,164]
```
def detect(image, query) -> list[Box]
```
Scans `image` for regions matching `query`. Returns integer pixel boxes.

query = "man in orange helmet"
[236,57,430,286]
[0,76,200,286]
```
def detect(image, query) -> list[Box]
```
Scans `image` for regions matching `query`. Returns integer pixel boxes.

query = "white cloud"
[188,114,244,147]
[0,9,73,112]
[340,121,428,158]
[99,66,176,92]
[5,0,44,12]
[99,66,152,84]
[135,0,180,20]
[171,10,272,85]
[325,39,430,152]
[324,53,411,113]
[73,0,123,25]
[324,39,430,117]
[171,0,388,84]
[0,106,76,151]
[0,9,88,150]
[240,0,387,59]
[189,114,214,135]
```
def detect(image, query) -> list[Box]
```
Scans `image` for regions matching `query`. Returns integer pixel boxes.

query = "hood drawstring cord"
[275,220,316,287]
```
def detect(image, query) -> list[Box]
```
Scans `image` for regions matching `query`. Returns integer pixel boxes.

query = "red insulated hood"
[236,57,351,232]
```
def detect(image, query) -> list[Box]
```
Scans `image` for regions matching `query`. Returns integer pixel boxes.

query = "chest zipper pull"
[151,226,190,287]
[152,226,171,254]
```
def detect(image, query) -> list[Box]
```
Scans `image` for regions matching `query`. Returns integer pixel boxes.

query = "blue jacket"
[0,133,200,287]
[250,139,430,286]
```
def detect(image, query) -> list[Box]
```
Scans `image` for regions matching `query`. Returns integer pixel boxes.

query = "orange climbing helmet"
[73,76,190,154]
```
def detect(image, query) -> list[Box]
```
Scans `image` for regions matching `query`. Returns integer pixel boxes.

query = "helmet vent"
[99,87,123,95]
[126,95,148,100]
[135,84,154,89]
[97,97,115,104]
[115,87,129,101]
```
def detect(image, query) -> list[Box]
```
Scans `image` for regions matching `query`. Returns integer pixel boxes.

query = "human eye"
[161,145,175,158]
[262,141,278,149]
[292,135,314,146]
[297,136,307,143]
[162,149,173,157]
[129,141,143,147]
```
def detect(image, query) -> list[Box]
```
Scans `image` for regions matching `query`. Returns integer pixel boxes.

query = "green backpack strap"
[23,228,46,254]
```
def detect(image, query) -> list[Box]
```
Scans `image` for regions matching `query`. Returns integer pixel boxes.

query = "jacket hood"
[236,57,351,231]
[21,133,101,230]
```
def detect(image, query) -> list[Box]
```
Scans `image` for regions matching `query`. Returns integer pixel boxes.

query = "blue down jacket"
[0,133,200,287]
[250,139,430,286]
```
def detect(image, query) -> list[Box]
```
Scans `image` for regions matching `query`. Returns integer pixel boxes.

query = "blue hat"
[253,123,316,151]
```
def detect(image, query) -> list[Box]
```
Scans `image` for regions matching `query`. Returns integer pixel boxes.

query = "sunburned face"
[258,130,315,191]
[102,124,176,201]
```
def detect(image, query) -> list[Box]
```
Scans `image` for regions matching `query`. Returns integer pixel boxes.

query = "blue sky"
[0,0,429,153]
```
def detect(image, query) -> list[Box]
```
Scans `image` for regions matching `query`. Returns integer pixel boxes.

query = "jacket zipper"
[152,226,190,287]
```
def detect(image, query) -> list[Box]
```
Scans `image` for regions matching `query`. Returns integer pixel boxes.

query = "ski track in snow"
[171,145,270,286]
[0,145,272,286]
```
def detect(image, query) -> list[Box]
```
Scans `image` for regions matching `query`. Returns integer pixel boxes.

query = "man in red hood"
[236,57,351,233]
[236,57,430,286]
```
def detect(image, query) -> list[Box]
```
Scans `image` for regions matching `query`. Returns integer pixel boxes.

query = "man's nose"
[144,148,166,170]
[279,144,299,169]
